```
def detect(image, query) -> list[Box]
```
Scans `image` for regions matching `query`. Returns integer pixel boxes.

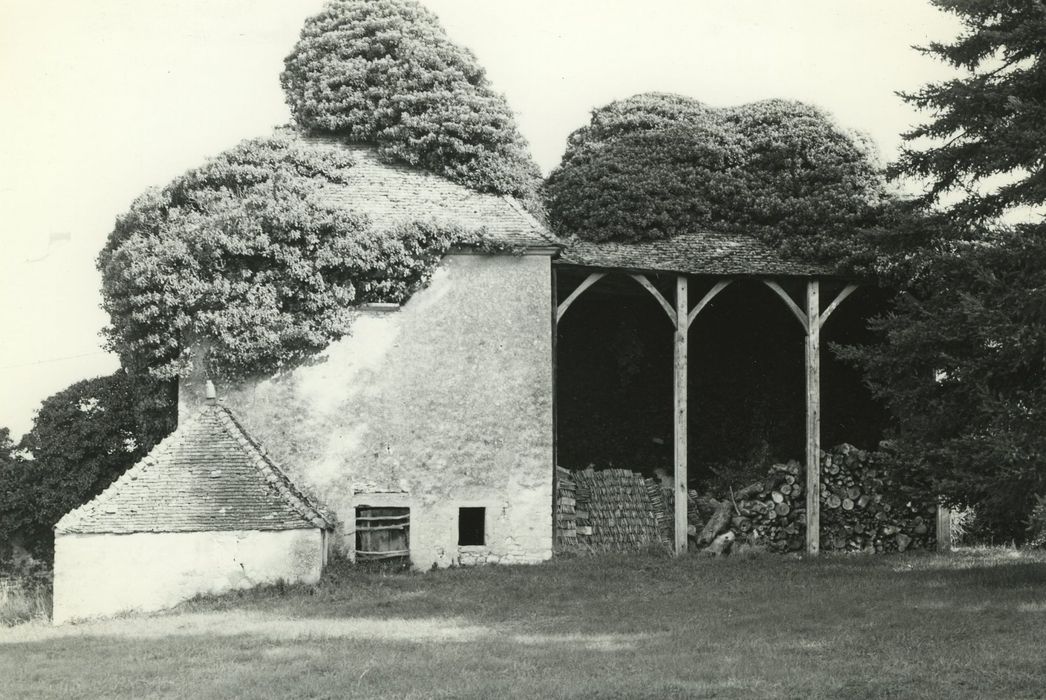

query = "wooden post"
[551,264,559,545]
[805,279,821,556]
[936,505,952,553]
[674,275,689,555]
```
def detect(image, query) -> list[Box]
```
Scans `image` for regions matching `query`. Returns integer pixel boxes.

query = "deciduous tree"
[0,372,174,557]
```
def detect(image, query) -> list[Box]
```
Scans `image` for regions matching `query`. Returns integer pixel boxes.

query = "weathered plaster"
[52,528,325,624]
[180,254,555,570]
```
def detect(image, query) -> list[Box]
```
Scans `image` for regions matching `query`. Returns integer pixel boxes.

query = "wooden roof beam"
[556,271,607,322]
[687,280,732,329]
[629,274,677,324]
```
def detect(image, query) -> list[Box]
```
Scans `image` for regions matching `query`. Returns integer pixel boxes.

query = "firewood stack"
[817,443,936,553]
[741,460,807,553]
[565,468,666,550]
[644,478,673,542]
[555,467,578,548]
[663,488,708,540]
[553,444,934,555]
[704,444,937,553]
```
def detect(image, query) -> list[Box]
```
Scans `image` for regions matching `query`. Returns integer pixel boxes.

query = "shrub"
[544,93,887,260]
[0,552,52,626]
[281,0,541,199]
[1026,495,1046,548]
[99,132,502,381]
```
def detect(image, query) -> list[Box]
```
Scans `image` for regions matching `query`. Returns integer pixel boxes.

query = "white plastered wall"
[181,254,557,571]
[351,489,553,570]
[52,528,325,624]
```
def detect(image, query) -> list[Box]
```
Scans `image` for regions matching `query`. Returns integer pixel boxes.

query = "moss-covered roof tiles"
[55,402,332,535]
[308,138,560,250]
[559,230,830,277]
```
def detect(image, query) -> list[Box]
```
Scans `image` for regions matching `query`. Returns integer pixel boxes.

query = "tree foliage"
[893,0,1046,221]
[837,222,1046,538]
[0,372,175,557]
[99,133,496,381]
[838,3,1046,539]
[543,93,887,259]
[281,0,541,199]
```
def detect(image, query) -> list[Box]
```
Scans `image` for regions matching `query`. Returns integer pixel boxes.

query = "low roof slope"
[308,137,559,250]
[55,402,332,535]
[559,230,829,277]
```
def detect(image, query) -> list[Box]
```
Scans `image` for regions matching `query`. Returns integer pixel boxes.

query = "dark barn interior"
[555,268,889,490]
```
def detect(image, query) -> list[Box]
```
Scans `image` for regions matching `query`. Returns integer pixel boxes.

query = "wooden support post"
[551,264,559,545]
[674,275,689,555]
[936,505,953,553]
[764,278,860,556]
[805,279,821,556]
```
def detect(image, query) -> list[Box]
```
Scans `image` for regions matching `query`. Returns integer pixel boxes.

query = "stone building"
[54,137,873,621]
[53,384,332,624]
[177,140,561,571]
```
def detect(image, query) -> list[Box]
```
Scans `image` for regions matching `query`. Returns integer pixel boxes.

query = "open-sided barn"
[54,137,940,622]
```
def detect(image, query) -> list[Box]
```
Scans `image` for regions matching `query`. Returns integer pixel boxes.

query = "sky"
[0,0,963,438]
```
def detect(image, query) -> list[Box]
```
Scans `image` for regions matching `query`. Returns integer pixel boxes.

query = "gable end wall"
[180,254,555,570]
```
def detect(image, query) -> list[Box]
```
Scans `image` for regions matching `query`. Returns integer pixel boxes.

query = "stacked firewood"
[555,467,578,548]
[698,445,937,554]
[554,445,935,555]
[817,444,936,553]
[739,460,807,553]
[569,468,665,550]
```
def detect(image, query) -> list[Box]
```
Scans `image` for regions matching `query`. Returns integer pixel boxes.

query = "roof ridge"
[212,405,334,530]
[500,195,561,247]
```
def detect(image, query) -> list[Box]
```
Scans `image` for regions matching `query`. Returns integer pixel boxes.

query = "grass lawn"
[3,548,1046,699]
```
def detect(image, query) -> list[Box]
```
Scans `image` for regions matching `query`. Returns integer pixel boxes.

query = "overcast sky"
[0,0,962,437]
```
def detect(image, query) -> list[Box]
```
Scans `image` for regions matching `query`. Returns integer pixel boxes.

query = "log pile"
[739,460,807,553]
[663,488,707,542]
[817,444,937,553]
[554,444,935,555]
[562,468,666,550]
[703,445,937,553]
[555,467,578,548]
[644,479,674,543]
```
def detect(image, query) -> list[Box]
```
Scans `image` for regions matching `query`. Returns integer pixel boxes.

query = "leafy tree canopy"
[837,221,1046,538]
[543,93,888,260]
[281,0,541,199]
[99,132,496,381]
[893,0,1046,221]
[0,372,174,557]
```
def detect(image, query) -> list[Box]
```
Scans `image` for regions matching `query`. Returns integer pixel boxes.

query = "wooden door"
[355,506,410,561]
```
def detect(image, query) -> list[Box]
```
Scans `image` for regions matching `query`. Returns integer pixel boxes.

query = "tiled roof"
[559,230,829,277]
[306,137,560,249]
[55,402,333,535]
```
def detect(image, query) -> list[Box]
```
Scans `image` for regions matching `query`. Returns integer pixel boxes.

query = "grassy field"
[2,548,1046,699]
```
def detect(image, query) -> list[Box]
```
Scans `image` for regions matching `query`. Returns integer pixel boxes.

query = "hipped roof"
[307,137,560,250]
[305,137,833,277]
[55,402,332,535]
